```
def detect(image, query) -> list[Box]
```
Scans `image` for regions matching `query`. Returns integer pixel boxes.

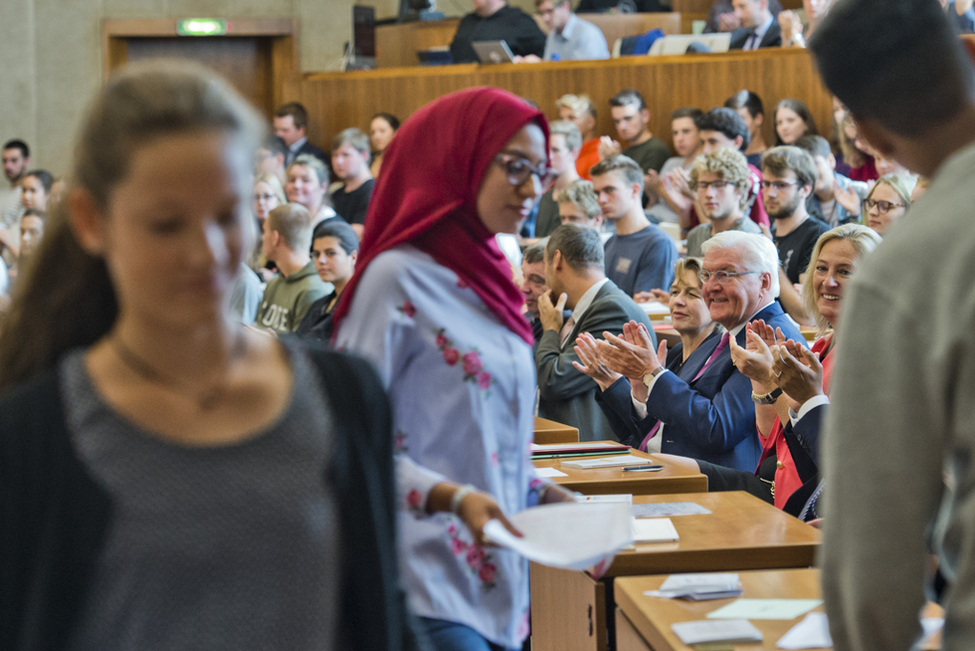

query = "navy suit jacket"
[729,20,782,50]
[289,140,329,168]
[596,301,804,471]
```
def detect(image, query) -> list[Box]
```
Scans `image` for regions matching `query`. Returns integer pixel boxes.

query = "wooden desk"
[615,568,824,651]
[534,416,581,444]
[374,14,683,68]
[530,491,821,651]
[286,48,833,158]
[533,446,707,496]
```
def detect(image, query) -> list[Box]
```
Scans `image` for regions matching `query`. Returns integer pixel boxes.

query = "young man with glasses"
[685,148,763,257]
[762,146,830,286]
[591,155,678,299]
[664,108,770,230]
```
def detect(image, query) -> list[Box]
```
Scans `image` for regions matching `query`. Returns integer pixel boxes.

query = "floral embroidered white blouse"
[336,244,547,648]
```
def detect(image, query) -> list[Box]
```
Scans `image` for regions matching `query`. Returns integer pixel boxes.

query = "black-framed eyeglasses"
[761,180,801,192]
[494,154,555,188]
[695,180,735,192]
[865,198,905,214]
[699,270,760,285]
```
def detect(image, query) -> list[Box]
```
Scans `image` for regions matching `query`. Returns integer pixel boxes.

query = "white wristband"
[450,484,477,515]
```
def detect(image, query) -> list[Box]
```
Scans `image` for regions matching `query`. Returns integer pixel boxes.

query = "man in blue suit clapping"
[594,231,804,471]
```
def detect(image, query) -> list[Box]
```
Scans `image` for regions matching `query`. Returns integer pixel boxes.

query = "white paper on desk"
[631,517,680,542]
[631,502,711,518]
[777,612,832,649]
[535,467,568,478]
[561,454,650,470]
[708,598,823,620]
[531,442,626,453]
[482,501,632,570]
[645,573,742,600]
[672,619,763,645]
[574,493,632,504]
[639,301,670,315]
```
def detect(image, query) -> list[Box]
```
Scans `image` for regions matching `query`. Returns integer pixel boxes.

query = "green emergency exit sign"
[177,19,228,36]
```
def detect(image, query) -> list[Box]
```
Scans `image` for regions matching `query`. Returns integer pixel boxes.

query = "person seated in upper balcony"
[449,0,546,64]
[517,0,609,63]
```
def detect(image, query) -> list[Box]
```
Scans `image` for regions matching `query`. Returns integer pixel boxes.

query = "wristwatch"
[642,366,666,388]
[752,387,783,404]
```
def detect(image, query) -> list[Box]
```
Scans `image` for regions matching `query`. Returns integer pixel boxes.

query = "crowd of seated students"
[3,20,942,647]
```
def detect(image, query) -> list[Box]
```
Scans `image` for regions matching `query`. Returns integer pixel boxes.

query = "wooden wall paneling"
[292,49,833,162]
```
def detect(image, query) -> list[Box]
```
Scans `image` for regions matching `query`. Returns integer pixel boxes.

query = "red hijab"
[333,87,548,345]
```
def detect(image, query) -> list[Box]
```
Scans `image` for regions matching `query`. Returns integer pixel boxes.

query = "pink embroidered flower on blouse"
[477,371,492,390]
[529,477,544,491]
[462,351,482,376]
[490,451,499,466]
[399,301,416,318]
[436,332,449,348]
[451,537,468,556]
[394,432,408,451]
[517,610,531,639]
[478,562,497,584]
[466,543,486,569]
[406,489,423,509]
[443,347,460,366]
[448,523,458,536]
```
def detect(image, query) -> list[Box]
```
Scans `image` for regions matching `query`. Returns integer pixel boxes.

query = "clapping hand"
[717,11,740,32]
[770,339,825,409]
[728,324,776,386]
[598,136,622,160]
[778,10,804,46]
[597,321,661,381]
[573,332,622,392]
[834,181,862,216]
[633,288,670,304]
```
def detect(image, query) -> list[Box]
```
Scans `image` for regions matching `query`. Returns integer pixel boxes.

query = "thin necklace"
[111,331,247,411]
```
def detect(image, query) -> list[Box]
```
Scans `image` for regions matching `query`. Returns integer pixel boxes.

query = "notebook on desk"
[561,454,655,469]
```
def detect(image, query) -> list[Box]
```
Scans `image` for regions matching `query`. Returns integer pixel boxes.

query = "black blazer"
[289,139,329,168]
[535,280,654,442]
[729,20,782,49]
[0,346,425,651]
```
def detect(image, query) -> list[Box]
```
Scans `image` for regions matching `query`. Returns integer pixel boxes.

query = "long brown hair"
[0,60,264,391]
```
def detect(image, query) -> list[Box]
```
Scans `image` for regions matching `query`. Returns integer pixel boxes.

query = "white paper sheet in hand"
[482,501,632,570]
[777,612,833,649]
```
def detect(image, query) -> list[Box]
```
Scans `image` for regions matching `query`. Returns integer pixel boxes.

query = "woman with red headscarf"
[334,88,576,650]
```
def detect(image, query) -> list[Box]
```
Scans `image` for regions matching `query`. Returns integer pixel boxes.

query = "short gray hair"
[523,239,547,265]
[701,231,780,297]
[555,179,601,222]
[288,154,329,187]
[549,120,582,153]
[331,127,370,156]
[545,224,604,272]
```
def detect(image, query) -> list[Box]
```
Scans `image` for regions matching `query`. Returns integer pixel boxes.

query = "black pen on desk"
[621,464,664,472]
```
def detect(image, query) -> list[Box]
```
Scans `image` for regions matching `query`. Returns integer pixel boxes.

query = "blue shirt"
[604,223,679,297]
[543,14,610,61]
[948,1,975,33]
